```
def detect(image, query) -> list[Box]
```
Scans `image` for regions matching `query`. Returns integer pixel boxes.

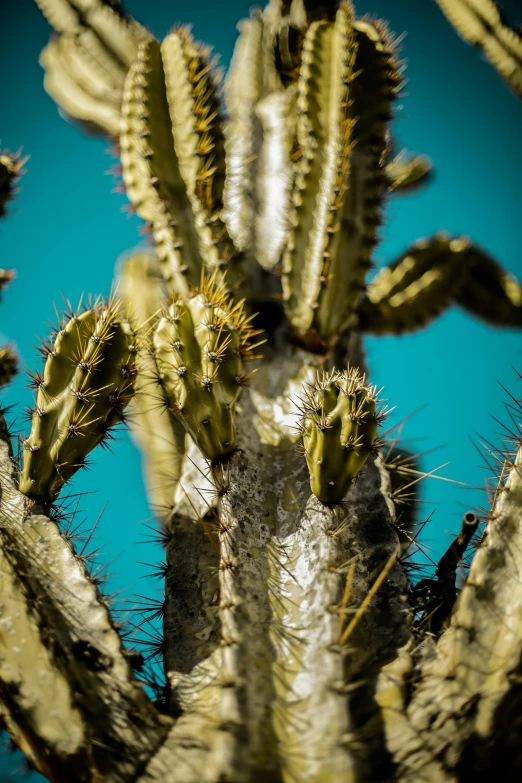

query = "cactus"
[298,367,385,503]
[1,0,522,781]
[19,298,139,502]
[434,0,522,99]
[153,272,261,462]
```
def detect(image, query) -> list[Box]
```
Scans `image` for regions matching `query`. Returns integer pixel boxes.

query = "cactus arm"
[385,151,433,193]
[120,39,245,298]
[35,0,146,136]
[434,0,522,99]
[253,89,298,272]
[455,242,522,324]
[223,2,309,277]
[120,40,204,295]
[391,441,522,781]
[282,7,400,346]
[19,301,139,502]
[118,252,187,523]
[36,0,142,65]
[357,234,469,334]
[160,31,244,296]
[223,15,265,253]
[0,415,172,782]
[41,38,123,136]
[358,234,522,334]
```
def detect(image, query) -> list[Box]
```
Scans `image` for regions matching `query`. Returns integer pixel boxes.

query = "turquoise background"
[1,0,521,778]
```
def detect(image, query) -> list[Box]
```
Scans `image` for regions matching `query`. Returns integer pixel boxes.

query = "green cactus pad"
[19,298,139,502]
[153,273,261,462]
[299,366,386,503]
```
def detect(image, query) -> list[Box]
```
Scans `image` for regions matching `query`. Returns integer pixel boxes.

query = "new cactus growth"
[1,1,522,781]
[154,273,260,461]
[299,367,385,503]
[19,298,139,502]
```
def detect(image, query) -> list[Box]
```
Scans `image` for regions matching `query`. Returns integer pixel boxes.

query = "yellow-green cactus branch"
[161,28,243,295]
[36,0,147,137]
[395,439,522,781]
[282,4,402,348]
[299,366,387,503]
[153,273,261,462]
[0,415,173,782]
[358,234,522,334]
[19,298,139,502]
[456,241,522,325]
[119,251,187,525]
[435,0,522,99]
[385,150,433,193]
[120,37,245,299]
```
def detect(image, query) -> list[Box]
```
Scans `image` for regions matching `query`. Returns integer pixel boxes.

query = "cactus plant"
[19,298,139,502]
[1,1,522,781]
[434,0,522,99]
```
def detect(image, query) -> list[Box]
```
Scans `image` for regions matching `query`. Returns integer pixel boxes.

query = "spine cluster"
[153,273,261,462]
[299,366,386,503]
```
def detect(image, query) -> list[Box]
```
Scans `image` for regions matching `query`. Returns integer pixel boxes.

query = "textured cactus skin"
[300,367,382,503]
[118,252,188,524]
[2,0,522,781]
[153,276,257,461]
[35,0,145,136]
[434,0,522,99]
[19,301,139,502]
[281,7,401,346]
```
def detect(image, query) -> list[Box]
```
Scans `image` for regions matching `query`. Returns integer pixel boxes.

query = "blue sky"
[1,1,521,778]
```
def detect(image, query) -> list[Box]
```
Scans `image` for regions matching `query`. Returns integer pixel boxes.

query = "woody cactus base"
[1,1,522,781]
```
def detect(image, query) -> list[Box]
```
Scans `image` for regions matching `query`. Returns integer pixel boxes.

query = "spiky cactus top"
[20,298,139,502]
[299,367,385,503]
[153,273,261,461]
[1,1,522,782]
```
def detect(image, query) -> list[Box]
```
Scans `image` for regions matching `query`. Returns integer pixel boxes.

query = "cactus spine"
[1,0,522,781]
